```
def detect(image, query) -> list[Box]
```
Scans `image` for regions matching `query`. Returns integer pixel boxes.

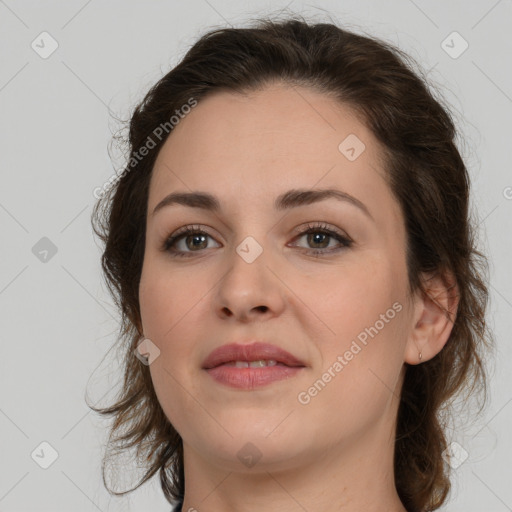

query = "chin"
[203,436,310,474]
[192,419,314,470]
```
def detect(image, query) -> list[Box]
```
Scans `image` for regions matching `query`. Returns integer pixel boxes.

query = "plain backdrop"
[0,1,511,511]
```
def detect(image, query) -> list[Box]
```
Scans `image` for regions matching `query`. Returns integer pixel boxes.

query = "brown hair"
[90,14,494,512]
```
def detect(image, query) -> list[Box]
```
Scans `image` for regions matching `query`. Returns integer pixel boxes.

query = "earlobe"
[404,270,459,365]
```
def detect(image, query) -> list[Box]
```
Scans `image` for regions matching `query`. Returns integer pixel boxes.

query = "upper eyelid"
[167,222,346,238]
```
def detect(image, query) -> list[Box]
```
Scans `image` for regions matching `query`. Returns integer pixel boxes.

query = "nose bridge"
[222,202,273,264]
[213,229,284,319]
[227,231,270,288]
[235,233,266,265]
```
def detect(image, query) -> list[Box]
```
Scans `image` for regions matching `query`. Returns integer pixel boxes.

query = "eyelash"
[162,222,353,258]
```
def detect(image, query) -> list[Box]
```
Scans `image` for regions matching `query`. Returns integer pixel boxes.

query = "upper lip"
[202,341,306,369]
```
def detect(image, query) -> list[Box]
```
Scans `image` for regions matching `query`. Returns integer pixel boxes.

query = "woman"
[91,15,493,512]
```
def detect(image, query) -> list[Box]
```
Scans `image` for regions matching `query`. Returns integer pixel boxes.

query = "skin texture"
[138,84,458,512]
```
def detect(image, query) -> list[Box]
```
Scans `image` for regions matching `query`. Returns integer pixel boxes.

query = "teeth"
[249,360,266,368]
[228,360,278,368]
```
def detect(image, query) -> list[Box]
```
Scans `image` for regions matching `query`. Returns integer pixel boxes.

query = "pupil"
[188,234,207,250]
[309,232,328,248]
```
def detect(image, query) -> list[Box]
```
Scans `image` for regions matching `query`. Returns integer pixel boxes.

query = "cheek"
[139,261,208,432]
[310,255,409,387]
[139,258,206,343]
[298,303,407,442]
[316,254,405,337]
[138,256,215,410]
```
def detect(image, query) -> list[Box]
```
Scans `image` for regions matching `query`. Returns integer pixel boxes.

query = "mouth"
[220,360,286,368]
[202,341,306,369]
[202,341,306,389]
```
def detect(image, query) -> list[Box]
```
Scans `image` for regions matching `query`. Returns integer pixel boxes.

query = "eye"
[162,225,220,258]
[290,222,353,256]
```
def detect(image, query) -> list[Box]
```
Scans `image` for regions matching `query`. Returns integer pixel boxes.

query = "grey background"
[0,0,510,510]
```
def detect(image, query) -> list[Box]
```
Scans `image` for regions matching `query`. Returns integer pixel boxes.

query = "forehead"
[149,84,398,223]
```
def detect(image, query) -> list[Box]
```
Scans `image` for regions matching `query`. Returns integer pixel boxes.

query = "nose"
[213,240,286,322]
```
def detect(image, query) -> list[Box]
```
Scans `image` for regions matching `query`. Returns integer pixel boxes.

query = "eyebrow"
[152,188,373,220]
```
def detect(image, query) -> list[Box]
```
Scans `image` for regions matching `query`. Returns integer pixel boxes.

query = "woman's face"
[139,84,419,472]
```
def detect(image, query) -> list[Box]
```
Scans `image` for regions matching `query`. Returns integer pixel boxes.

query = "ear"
[404,270,459,365]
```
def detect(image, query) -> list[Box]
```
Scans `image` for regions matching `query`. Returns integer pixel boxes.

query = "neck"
[180,421,407,512]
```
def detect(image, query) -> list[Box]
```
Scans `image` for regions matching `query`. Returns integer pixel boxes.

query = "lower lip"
[205,364,304,389]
